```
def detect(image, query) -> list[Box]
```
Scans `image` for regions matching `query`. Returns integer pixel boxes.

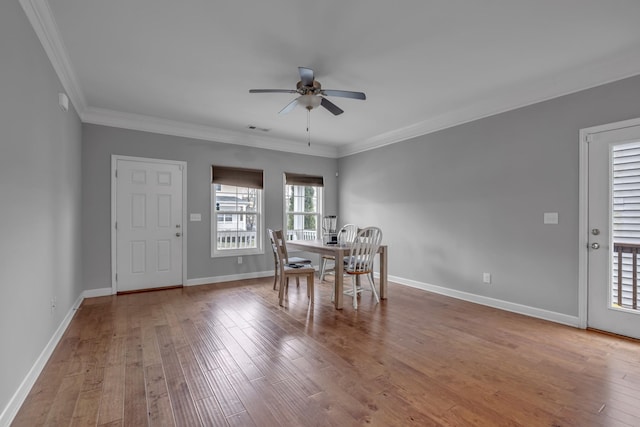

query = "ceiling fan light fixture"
[298,94,321,110]
[249,66,365,116]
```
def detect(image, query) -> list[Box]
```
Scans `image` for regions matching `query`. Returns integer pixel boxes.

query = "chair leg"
[352,276,358,310]
[319,258,328,281]
[273,264,279,290]
[307,272,314,305]
[278,275,287,306]
[330,271,338,302]
[368,272,380,304]
[278,278,286,305]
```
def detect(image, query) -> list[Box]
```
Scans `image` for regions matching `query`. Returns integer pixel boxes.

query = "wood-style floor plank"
[97,335,126,426]
[155,325,201,426]
[42,373,85,426]
[226,373,280,426]
[144,364,174,426]
[70,388,102,426]
[193,396,227,427]
[204,368,246,418]
[123,328,147,427]
[11,336,80,427]
[11,277,640,426]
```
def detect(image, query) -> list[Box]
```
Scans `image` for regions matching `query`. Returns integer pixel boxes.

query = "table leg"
[334,249,344,309]
[379,246,388,299]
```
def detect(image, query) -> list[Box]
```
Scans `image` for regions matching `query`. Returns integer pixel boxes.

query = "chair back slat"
[267,228,280,263]
[338,224,359,245]
[345,227,383,274]
[272,229,288,267]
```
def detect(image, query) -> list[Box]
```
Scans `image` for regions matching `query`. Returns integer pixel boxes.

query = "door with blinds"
[587,123,640,339]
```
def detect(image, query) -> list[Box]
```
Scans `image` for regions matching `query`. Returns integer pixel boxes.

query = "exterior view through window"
[211,183,262,256]
[285,183,322,241]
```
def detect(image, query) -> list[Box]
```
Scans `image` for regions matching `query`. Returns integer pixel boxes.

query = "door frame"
[578,117,640,329]
[111,155,188,294]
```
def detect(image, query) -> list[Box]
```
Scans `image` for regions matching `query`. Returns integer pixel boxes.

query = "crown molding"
[339,47,640,157]
[19,0,338,157]
[19,0,86,113]
[82,107,339,158]
[22,0,640,159]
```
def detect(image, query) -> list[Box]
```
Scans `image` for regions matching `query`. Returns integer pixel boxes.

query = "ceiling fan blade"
[279,98,299,114]
[321,97,344,116]
[322,89,366,100]
[249,89,297,94]
[298,67,315,87]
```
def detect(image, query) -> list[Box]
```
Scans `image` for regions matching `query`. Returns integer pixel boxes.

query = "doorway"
[111,155,187,293]
[580,119,640,339]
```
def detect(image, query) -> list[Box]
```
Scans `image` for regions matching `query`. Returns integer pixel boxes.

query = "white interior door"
[587,124,640,339]
[114,157,184,292]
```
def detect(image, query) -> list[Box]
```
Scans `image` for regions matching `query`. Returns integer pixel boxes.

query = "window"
[211,166,263,257]
[284,172,323,241]
[612,141,640,310]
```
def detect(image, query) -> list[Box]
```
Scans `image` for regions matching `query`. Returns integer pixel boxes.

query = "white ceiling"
[21,0,640,157]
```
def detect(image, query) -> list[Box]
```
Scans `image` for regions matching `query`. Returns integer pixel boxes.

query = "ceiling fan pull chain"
[307,108,311,146]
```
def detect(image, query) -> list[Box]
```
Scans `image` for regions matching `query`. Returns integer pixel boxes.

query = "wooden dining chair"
[272,229,315,307]
[341,226,383,310]
[319,223,358,281]
[267,228,312,290]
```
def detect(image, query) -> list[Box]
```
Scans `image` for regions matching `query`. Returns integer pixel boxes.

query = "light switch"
[190,213,201,222]
[544,212,558,224]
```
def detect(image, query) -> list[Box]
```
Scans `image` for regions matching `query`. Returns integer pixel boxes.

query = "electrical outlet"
[483,273,491,284]
[237,256,243,264]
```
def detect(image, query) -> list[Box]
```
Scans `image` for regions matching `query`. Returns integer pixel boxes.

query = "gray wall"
[82,124,338,290]
[0,0,83,417]
[339,74,640,317]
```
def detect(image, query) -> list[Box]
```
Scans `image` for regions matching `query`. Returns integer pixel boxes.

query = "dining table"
[285,239,388,309]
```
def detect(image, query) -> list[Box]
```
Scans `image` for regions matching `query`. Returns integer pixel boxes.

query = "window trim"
[209,170,265,258]
[283,173,324,241]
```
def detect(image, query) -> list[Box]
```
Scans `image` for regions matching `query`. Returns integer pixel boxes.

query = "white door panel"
[587,124,640,339]
[115,158,184,292]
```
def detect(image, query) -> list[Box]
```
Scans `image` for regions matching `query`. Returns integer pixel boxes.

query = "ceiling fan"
[249,67,366,116]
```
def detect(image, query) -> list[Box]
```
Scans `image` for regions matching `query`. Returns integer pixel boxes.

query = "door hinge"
[115,222,117,230]
[115,273,118,281]
[115,169,118,178]
[585,134,593,143]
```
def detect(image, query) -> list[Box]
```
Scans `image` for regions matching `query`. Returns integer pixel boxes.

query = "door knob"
[591,243,600,249]
[176,232,182,237]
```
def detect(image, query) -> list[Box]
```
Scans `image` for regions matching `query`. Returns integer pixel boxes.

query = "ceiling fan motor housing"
[296,80,322,95]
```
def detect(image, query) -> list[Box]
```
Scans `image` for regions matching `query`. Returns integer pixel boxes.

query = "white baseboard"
[186,270,273,286]
[389,274,581,328]
[0,292,84,427]
[188,270,580,328]
[83,287,113,298]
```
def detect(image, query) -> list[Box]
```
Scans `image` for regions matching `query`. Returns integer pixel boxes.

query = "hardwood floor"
[12,278,640,426]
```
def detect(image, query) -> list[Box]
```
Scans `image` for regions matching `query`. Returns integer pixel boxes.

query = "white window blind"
[612,141,640,308]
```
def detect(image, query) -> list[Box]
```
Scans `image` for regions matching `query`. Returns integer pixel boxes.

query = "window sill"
[211,248,263,258]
